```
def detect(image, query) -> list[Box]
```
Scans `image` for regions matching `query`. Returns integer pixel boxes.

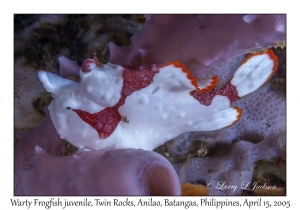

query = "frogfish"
[38,49,277,151]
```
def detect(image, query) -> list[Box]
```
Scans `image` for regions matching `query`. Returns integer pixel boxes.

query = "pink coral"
[172,132,285,195]
[109,15,285,77]
[15,142,180,195]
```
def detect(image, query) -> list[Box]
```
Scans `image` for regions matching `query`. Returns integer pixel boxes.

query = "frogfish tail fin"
[230,49,278,97]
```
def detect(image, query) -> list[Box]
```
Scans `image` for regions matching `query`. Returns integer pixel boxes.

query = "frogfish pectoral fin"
[195,106,242,131]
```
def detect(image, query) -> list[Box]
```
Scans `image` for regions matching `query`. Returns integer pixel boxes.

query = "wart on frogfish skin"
[38,49,277,151]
